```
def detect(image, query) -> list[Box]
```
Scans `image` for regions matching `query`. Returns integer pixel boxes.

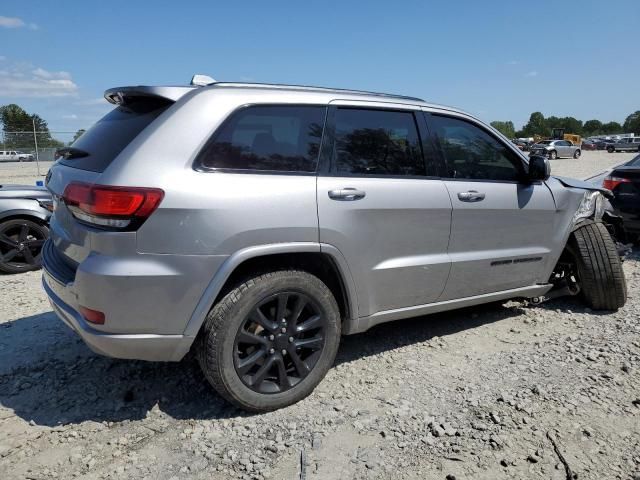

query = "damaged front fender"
[552,175,613,199]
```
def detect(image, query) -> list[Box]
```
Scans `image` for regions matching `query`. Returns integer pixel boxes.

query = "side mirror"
[528,155,550,181]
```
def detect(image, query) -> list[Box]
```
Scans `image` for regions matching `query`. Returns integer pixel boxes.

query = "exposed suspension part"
[530,256,580,305]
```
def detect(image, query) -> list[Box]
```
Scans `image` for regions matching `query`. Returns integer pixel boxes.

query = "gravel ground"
[0,161,52,187]
[0,151,639,480]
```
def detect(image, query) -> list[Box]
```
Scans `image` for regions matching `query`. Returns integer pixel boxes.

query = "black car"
[593,139,611,150]
[604,154,640,241]
[0,184,52,273]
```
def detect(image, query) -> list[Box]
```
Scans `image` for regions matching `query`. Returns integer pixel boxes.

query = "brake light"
[603,176,631,191]
[79,306,105,325]
[62,182,164,229]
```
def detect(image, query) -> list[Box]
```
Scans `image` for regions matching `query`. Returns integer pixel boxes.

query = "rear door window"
[58,100,170,173]
[197,105,326,172]
[331,108,427,176]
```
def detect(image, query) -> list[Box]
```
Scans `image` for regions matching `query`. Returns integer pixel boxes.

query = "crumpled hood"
[552,175,613,199]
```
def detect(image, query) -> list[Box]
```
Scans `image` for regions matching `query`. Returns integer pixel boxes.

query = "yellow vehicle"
[551,127,581,146]
[564,133,581,146]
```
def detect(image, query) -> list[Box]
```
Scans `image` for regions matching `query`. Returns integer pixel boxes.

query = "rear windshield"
[59,100,170,172]
[627,154,640,166]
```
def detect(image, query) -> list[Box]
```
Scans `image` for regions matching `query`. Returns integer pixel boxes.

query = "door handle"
[457,190,485,202]
[328,188,366,201]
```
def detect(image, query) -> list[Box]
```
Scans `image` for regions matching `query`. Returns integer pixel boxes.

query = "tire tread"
[571,222,626,310]
[197,270,340,412]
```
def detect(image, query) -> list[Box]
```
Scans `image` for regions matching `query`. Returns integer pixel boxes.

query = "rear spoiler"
[104,85,197,105]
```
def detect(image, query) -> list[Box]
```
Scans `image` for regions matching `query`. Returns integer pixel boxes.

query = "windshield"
[537,141,552,145]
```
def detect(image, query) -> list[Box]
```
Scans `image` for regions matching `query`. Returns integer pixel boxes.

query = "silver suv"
[43,79,627,411]
[529,140,581,159]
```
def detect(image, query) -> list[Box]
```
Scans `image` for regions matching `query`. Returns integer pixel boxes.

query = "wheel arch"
[183,243,359,340]
[0,209,50,225]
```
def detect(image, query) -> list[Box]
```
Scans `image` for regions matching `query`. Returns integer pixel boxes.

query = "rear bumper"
[42,272,194,361]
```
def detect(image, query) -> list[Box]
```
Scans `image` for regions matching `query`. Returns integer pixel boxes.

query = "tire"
[573,149,581,159]
[570,222,627,310]
[607,146,615,153]
[0,218,48,274]
[549,150,557,160]
[197,270,341,412]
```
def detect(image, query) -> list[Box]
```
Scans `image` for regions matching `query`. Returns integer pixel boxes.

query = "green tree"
[0,103,63,149]
[490,120,515,138]
[71,129,86,145]
[601,121,623,135]
[623,111,640,134]
[545,116,583,135]
[583,119,603,136]
[521,112,547,137]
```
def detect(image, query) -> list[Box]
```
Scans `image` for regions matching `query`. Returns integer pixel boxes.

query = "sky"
[0,0,638,142]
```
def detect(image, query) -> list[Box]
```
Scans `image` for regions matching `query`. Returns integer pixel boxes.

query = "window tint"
[198,105,325,172]
[332,108,425,176]
[59,101,170,173]
[430,115,523,181]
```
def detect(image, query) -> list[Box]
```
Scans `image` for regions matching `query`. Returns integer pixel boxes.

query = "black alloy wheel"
[233,292,327,394]
[0,219,48,274]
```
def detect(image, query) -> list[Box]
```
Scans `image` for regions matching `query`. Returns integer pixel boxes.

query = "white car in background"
[0,150,35,162]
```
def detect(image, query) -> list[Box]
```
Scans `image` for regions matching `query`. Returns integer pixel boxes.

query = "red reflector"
[603,176,631,191]
[79,306,105,325]
[63,182,164,217]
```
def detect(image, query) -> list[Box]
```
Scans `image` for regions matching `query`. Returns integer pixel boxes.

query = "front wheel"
[607,146,615,153]
[197,270,341,412]
[570,222,627,310]
[573,149,581,159]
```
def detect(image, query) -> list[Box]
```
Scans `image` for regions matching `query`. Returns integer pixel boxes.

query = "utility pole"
[32,117,41,176]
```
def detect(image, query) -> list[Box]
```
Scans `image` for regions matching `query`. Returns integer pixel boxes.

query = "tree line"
[0,103,65,149]
[491,110,640,139]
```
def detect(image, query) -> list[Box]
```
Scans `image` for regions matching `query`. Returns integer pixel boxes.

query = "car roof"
[206,82,467,112]
[105,81,470,116]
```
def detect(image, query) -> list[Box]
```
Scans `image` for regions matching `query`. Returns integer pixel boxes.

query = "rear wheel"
[570,222,627,310]
[0,219,48,274]
[197,270,341,412]
[573,149,581,159]
[549,150,557,160]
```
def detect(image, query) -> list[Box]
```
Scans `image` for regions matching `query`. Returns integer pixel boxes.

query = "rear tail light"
[603,175,631,191]
[62,182,164,230]
[79,306,105,325]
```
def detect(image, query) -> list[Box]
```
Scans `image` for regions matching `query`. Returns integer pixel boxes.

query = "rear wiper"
[55,147,89,160]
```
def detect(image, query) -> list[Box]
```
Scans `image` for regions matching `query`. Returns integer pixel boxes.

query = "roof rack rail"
[210,82,425,103]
